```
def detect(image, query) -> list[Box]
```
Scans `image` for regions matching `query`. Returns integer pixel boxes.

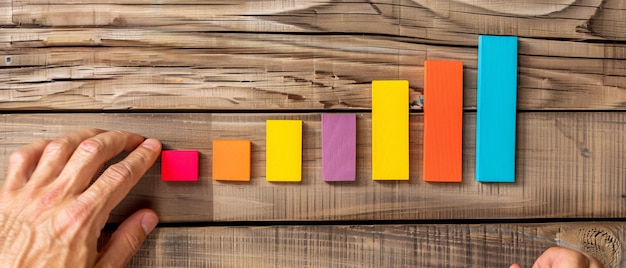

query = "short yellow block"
[372,80,409,180]
[266,120,303,182]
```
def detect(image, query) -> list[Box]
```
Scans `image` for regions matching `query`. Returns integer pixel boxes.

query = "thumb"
[96,209,158,268]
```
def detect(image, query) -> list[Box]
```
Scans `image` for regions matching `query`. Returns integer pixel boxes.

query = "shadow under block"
[322,113,356,182]
[476,35,518,182]
[212,140,251,181]
[161,150,199,181]
[266,120,302,182]
[372,80,409,180]
[423,60,463,182]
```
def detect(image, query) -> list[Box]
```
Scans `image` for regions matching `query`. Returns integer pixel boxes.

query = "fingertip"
[140,210,159,235]
[141,138,162,152]
[3,139,51,191]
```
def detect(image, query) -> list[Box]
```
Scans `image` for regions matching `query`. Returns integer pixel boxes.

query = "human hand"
[510,247,603,268]
[0,129,162,267]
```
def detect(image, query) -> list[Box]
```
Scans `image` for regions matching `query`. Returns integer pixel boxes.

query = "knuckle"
[38,186,61,208]
[45,137,74,154]
[55,199,92,235]
[8,150,30,166]
[78,138,106,156]
[121,231,143,253]
[9,140,49,167]
[105,161,134,185]
[67,200,91,222]
[132,149,152,165]
[111,130,130,137]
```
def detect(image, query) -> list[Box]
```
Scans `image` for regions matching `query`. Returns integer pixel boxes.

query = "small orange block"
[423,60,463,182]
[212,140,251,181]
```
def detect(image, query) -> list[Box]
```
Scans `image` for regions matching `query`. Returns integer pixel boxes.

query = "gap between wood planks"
[103,218,626,230]
[2,109,626,114]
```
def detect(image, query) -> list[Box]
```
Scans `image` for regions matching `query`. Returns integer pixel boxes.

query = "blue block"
[476,35,518,182]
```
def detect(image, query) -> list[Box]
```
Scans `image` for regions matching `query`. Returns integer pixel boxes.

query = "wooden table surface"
[2,0,626,267]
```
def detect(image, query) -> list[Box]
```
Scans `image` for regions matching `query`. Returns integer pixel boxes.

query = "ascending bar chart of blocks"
[160,35,518,184]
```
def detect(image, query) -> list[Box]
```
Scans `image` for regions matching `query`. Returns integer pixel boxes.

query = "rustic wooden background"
[2,0,626,267]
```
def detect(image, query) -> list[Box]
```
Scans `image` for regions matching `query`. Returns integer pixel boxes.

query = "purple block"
[322,114,357,181]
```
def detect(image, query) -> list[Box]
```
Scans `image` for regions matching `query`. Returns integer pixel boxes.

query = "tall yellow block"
[372,80,409,180]
[266,120,303,182]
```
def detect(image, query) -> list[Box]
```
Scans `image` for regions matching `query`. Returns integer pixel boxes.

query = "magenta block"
[161,150,199,181]
[322,114,356,181]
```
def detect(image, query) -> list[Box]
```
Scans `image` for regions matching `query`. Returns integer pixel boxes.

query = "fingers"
[28,129,105,188]
[84,138,161,214]
[96,209,158,268]
[1,140,50,192]
[54,130,144,195]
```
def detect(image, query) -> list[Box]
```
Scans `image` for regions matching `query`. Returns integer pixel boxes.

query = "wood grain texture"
[0,0,10,26]
[0,112,624,222]
[2,1,626,110]
[123,222,626,268]
[8,0,618,40]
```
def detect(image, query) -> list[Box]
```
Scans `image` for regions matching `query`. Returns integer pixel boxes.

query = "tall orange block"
[423,60,463,182]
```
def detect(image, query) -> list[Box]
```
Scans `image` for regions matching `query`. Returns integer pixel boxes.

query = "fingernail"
[141,138,160,151]
[140,213,159,235]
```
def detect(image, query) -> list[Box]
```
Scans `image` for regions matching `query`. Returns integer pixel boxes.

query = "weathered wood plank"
[3,1,626,110]
[0,0,11,26]
[1,34,625,110]
[124,222,626,267]
[0,112,624,222]
[11,0,621,41]
[587,1,626,40]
